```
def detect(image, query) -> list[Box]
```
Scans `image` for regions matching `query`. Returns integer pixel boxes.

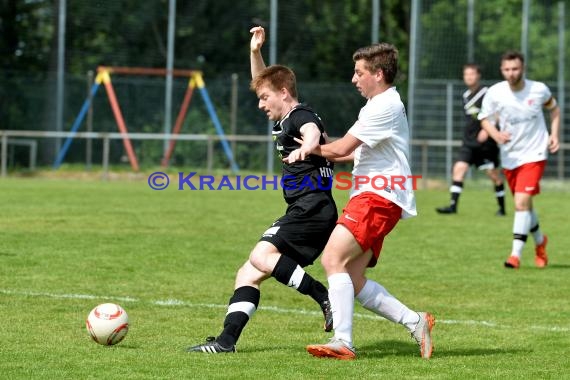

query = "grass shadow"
[433,347,530,358]
[356,340,530,359]
[540,264,570,269]
[523,264,570,270]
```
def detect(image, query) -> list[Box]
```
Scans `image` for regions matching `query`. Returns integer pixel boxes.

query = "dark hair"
[250,65,298,99]
[352,43,399,84]
[501,50,525,65]
[463,63,481,74]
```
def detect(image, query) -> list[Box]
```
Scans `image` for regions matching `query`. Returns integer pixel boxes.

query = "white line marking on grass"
[2,288,569,332]
[440,319,498,327]
[0,289,139,303]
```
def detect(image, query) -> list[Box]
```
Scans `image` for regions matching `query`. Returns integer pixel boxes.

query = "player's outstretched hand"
[250,26,265,52]
[548,134,559,153]
[283,148,309,164]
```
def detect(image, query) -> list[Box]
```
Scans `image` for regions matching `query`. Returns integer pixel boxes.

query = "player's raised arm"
[250,26,266,79]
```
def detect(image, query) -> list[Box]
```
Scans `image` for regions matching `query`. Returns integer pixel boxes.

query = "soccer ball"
[86,303,129,345]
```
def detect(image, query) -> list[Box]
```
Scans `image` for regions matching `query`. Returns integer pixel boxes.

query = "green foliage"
[0,0,54,72]
[0,0,410,80]
[1,0,568,169]
[419,0,569,81]
[1,178,570,378]
[2,0,567,83]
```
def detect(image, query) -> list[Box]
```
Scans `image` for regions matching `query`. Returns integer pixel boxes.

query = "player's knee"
[248,250,264,273]
[248,249,275,275]
[452,161,463,171]
[236,261,264,286]
[514,200,530,211]
[320,251,343,273]
[453,162,468,177]
[513,196,531,211]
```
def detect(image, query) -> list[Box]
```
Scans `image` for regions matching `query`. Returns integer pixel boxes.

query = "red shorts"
[503,160,546,195]
[337,192,402,268]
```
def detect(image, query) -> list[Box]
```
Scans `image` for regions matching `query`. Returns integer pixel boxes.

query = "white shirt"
[478,79,551,169]
[347,87,417,219]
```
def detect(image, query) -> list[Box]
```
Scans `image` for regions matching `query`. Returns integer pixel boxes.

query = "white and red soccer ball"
[86,303,129,345]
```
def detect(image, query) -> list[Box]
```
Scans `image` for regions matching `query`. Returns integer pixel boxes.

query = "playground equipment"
[53,66,239,172]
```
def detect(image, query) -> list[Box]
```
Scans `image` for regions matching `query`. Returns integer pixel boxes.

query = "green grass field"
[1,176,569,379]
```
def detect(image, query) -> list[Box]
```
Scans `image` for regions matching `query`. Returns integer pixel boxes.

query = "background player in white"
[286,43,434,360]
[479,51,560,269]
[436,63,506,216]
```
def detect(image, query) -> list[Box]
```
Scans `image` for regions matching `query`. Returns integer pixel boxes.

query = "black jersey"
[462,86,495,148]
[273,104,334,204]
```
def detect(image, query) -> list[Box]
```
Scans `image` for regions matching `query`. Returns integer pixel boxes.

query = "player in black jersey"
[187,26,337,354]
[436,63,506,216]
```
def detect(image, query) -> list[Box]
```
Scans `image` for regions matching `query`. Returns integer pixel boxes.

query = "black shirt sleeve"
[287,109,323,136]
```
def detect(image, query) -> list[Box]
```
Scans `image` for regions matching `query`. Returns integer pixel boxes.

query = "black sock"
[495,183,505,212]
[272,255,328,305]
[450,181,463,210]
[217,286,260,347]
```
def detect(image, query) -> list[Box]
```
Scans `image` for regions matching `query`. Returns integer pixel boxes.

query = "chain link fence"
[409,0,569,180]
[1,0,568,180]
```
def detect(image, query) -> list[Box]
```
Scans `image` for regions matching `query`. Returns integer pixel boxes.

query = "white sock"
[511,240,525,258]
[511,211,531,258]
[327,273,354,347]
[356,279,420,332]
[529,210,544,245]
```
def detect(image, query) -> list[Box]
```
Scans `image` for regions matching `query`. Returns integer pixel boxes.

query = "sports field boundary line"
[1,288,568,332]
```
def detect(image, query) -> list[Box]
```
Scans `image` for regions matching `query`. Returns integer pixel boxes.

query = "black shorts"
[259,192,337,267]
[457,143,499,170]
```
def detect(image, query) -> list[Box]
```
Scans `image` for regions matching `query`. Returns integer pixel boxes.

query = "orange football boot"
[534,235,548,268]
[504,255,520,269]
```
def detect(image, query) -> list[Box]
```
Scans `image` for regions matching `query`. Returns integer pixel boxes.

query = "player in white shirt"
[436,64,506,216]
[478,51,560,269]
[285,43,434,360]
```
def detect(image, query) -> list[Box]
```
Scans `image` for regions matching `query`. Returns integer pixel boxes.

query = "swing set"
[53,66,239,172]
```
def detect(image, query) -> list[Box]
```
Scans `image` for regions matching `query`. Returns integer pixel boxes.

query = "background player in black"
[187,26,337,354]
[436,64,506,215]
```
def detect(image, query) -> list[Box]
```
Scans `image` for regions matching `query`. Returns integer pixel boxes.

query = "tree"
[418,0,564,82]
[0,0,55,74]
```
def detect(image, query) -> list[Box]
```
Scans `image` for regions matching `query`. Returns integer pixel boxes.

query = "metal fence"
[410,79,570,181]
[3,130,570,188]
[408,0,569,180]
[2,0,569,180]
